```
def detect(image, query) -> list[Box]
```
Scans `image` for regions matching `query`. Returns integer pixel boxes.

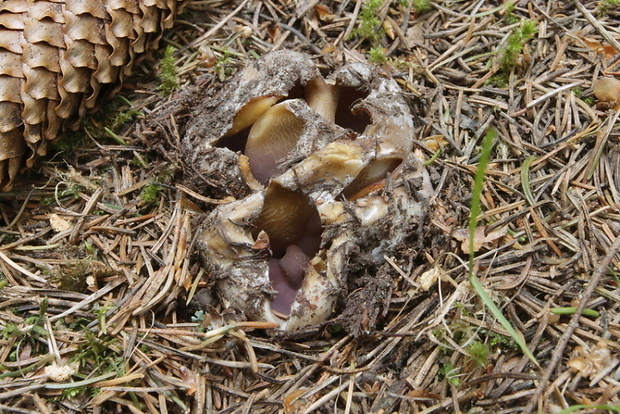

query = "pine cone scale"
[0,0,182,190]
[0,51,22,77]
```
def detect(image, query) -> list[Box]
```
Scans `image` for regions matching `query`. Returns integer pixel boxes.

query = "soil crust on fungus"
[1,1,620,413]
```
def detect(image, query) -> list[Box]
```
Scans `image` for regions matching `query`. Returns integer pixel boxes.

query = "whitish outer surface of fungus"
[0,0,182,190]
[187,50,433,332]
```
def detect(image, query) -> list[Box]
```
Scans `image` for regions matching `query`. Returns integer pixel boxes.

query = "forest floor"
[1,1,620,413]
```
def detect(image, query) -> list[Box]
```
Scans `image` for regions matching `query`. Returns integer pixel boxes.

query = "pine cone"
[0,0,182,190]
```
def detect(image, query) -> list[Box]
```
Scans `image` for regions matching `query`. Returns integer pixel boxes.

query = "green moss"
[41,179,85,206]
[488,331,518,350]
[572,87,585,98]
[502,1,519,24]
[500,20,538,70]
[368,47,388,64]
[60,385,90,400]
[351,0,385,44]
[108,99,141,131]
[158,45,179,95]
[139,170,173,209]
[2,301,49,362]
[439,362,461,386]
[488,19,538,86]
[411,0,432,13]
[214,48,236,81]
[82,241,96,256]
[327,322,346,336]
[488,73,509,88]
[71,331,124,376]
[58,182,83,200]
[467,340,490,366]
[599,0,620,14]
[54,259,94,293]
[572,89,595,106]
[139,182,163,206]
[53,129,89,153]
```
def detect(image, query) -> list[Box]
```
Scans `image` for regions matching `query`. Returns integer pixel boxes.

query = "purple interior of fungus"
[268,246,308,314]
[217,77,377,316]
[256,185,321,315]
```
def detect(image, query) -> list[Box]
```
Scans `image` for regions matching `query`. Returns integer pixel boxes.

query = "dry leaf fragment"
[593,77,620,104]
[578,35,619,59]
[314,4,336,22]
[283,388,308,414]
[49,213,72,232]
[405,23,425,49]
[419,266,440,291]
[422,135,449,152]
[44,361,80,382]
[178,366,198,396]
[453,226,508,254]
[567,341,612,379]
[382,20,395,40]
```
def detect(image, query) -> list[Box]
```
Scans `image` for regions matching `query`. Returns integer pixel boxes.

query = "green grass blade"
[469,275,538,364]
[468,129,539,366]
[520,155,536,206]
[549,307,600,317]
[555,404,620,414]
[468,129,495,259]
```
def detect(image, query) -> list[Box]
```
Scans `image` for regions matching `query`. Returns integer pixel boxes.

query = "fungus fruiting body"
[187,51,432,331]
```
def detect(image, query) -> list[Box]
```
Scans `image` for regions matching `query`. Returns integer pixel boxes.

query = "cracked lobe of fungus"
[188,50,433,332]
[0,0,182,190]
